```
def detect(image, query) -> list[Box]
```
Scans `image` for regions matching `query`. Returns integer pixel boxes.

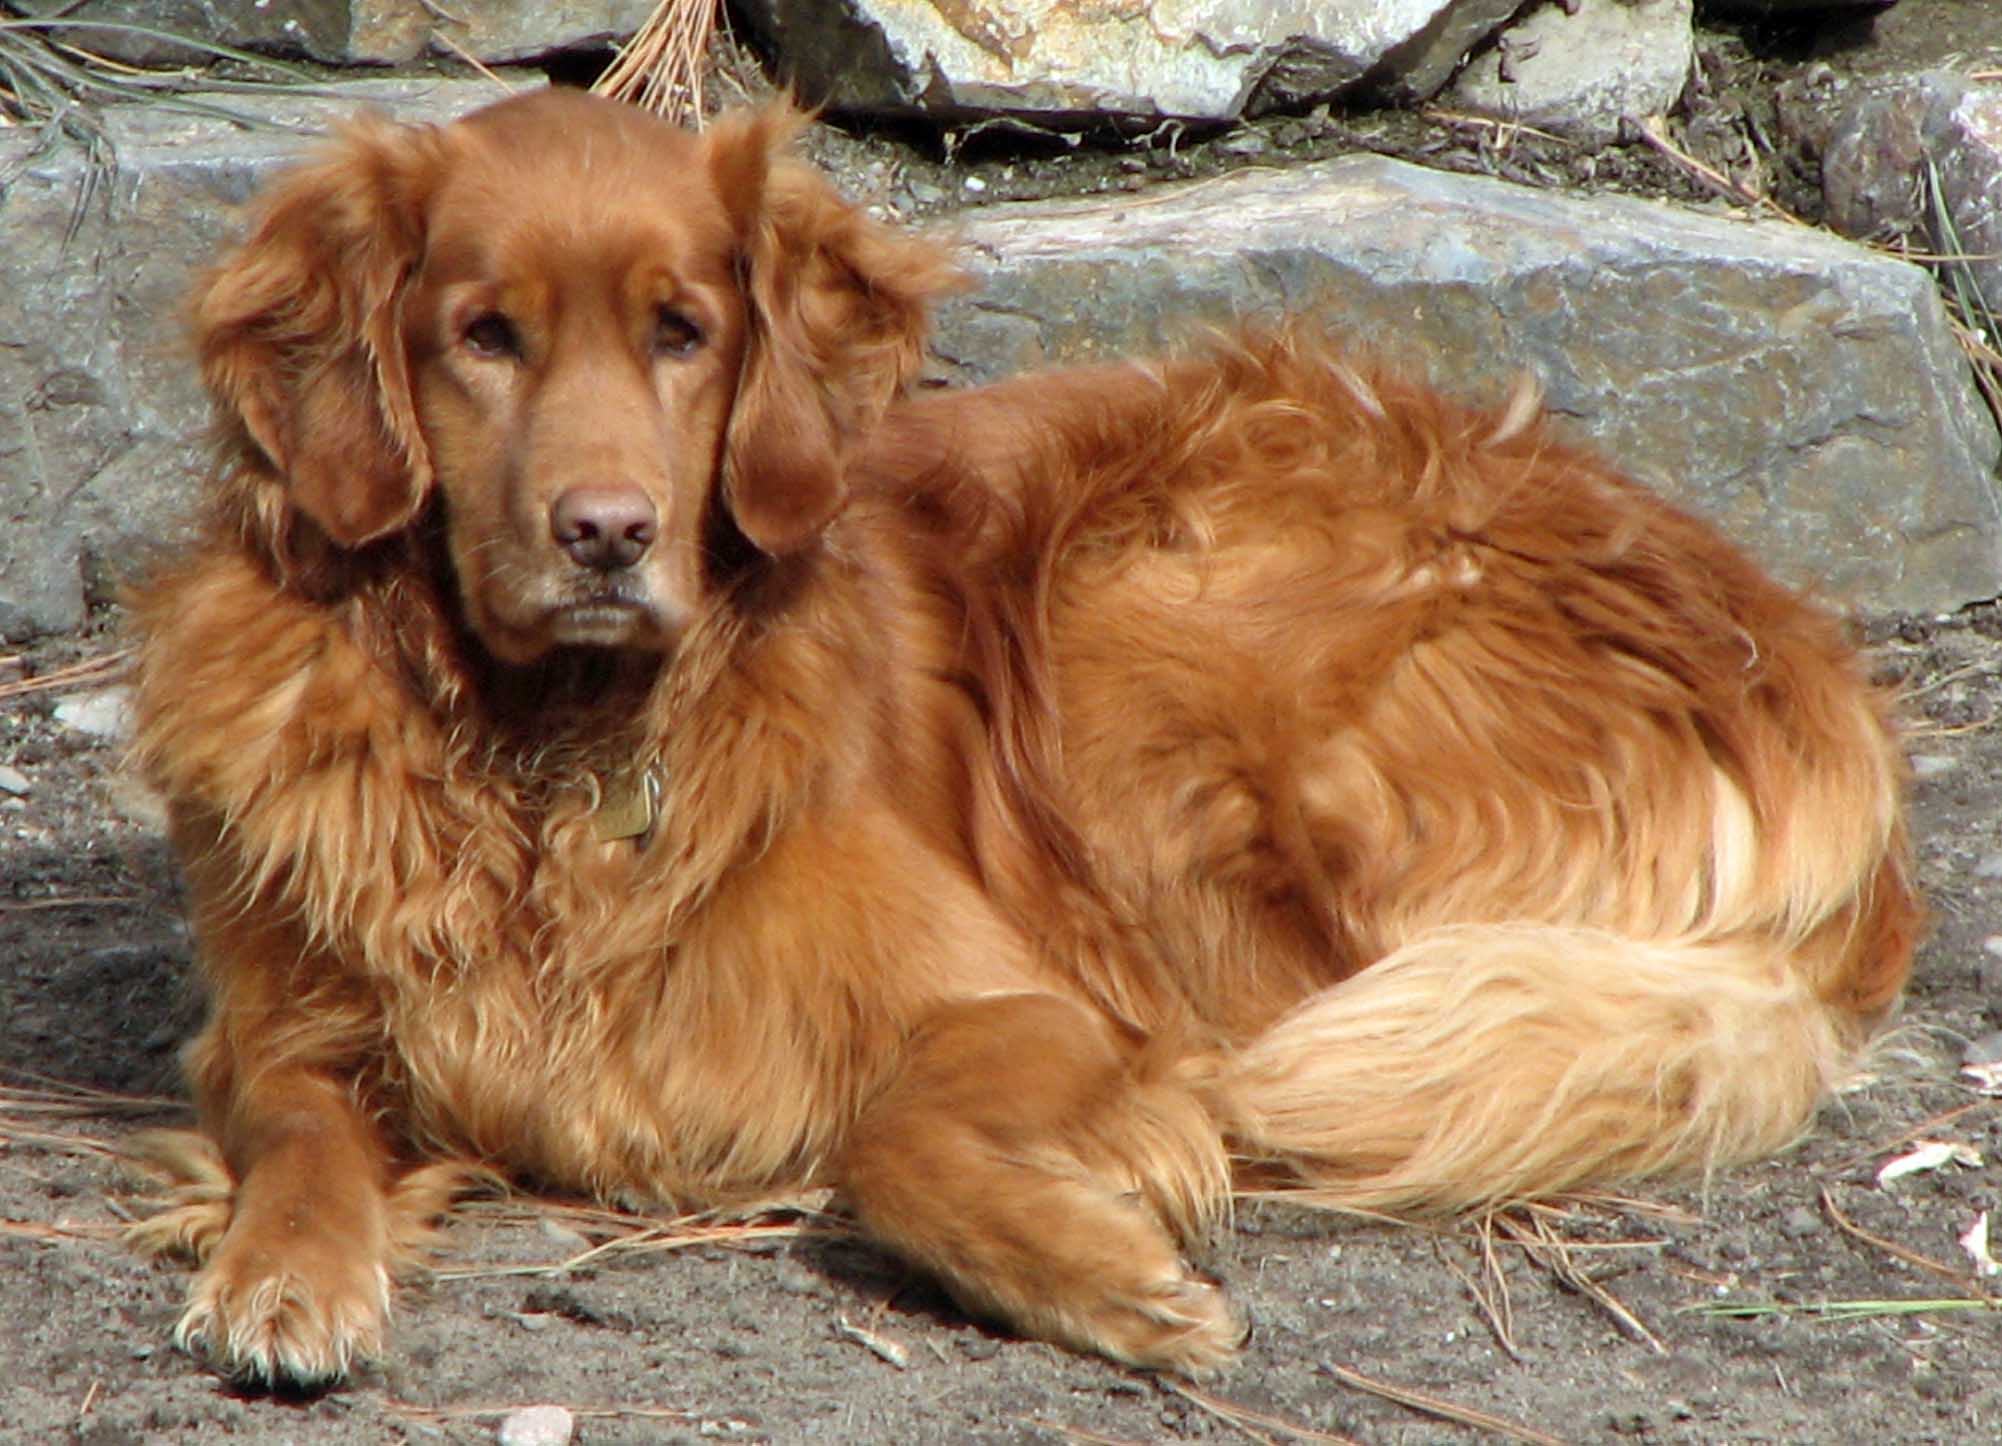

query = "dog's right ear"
[195,116,439,546]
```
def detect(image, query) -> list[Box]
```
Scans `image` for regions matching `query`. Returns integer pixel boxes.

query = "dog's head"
[195,88,959,663]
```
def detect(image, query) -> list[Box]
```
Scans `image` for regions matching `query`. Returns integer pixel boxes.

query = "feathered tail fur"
[1220,925,1872,1211]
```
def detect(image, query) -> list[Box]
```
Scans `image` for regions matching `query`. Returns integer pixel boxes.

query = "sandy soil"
[4,5,2002,1443]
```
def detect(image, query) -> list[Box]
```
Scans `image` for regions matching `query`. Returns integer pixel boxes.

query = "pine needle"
[1165,1380,1362,1445]
[1322,1363,1568,1446]
[1819,1184,1978,1287]
[433,1195,837,1281]
[592,0,721,127]
[0,19,322,146]
[0,646,129,703]
[1631,114,1806,226]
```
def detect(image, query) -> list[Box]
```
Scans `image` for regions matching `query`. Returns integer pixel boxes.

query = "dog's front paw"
[175,1248,390,1388]
[1084,1262,1246,1376]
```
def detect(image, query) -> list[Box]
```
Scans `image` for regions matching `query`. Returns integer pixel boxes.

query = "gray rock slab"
[735,0,1499,124]
[7,0,652,66]
[0,80,506,636]
[1447,0,1693,147]
[932,155,2002,616]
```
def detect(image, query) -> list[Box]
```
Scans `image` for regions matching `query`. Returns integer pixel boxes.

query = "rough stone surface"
[932,154,2002,615]
[0,80,502,637]
[50,686,131,743]
[1820,72,1959,240]
[1370,0,1524,104]
[350,0,653,65]
[5,0,347,67]
[8,0,652,67]
[1823,75,2002,310]
[1447,0,1694,146]
[735,0,1494,123]
[1705,0,1893,11]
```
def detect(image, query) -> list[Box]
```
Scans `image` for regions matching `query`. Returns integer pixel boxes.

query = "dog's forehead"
[422,92,733,282]
[450,86,700,166]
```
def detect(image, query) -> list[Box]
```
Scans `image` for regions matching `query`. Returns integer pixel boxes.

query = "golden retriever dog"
[126,87,1920,1387]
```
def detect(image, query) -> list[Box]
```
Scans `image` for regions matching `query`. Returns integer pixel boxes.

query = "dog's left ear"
[705,105,964,555]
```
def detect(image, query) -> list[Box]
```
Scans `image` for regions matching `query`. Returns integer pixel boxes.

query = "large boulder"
[734,0,1524,123]
[933,155,2002,615]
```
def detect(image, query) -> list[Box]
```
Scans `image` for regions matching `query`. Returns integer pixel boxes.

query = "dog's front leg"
[839,992,1244,1374]
[172,1068,399,1387]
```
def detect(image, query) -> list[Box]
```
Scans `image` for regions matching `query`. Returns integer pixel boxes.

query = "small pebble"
[1779,1205,1820,1238]
[1977,853,2002,880]
[963,175,987,192]
[497,1404,573,1446]
[0,763,29,796]
[52,686,132,741]
[1909,753,1957,780]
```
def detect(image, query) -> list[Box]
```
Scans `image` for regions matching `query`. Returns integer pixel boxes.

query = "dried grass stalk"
[593,0,721,127]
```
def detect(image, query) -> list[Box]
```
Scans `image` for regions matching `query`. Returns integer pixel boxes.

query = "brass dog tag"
[595,767,661,844]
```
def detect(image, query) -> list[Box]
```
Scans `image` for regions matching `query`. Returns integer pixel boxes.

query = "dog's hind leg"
[839,993,1243,1374]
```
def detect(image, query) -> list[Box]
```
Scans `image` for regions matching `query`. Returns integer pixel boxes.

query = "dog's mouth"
[546,594,665,648]
[468,562,695,664]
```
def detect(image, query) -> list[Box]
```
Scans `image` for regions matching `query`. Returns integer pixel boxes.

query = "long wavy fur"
[125,90,1920,1383]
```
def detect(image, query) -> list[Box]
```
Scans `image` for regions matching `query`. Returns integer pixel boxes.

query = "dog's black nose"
[550,485,658,571]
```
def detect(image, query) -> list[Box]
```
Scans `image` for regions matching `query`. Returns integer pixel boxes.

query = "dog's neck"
[464,643,667,754]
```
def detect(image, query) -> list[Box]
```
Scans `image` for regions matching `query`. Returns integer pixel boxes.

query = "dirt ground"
[5,4,2002,1443]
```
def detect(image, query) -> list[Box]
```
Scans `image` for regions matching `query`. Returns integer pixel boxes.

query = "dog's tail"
[1217,922,1899,1211]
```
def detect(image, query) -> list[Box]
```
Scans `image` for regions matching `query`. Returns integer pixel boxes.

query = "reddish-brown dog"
[127,88,1919,1386]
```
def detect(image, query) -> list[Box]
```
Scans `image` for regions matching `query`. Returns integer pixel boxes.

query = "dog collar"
[595,765,662,845]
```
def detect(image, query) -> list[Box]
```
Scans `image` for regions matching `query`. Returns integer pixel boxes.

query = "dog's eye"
[463,313,519,359]
[654,307,703,359]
